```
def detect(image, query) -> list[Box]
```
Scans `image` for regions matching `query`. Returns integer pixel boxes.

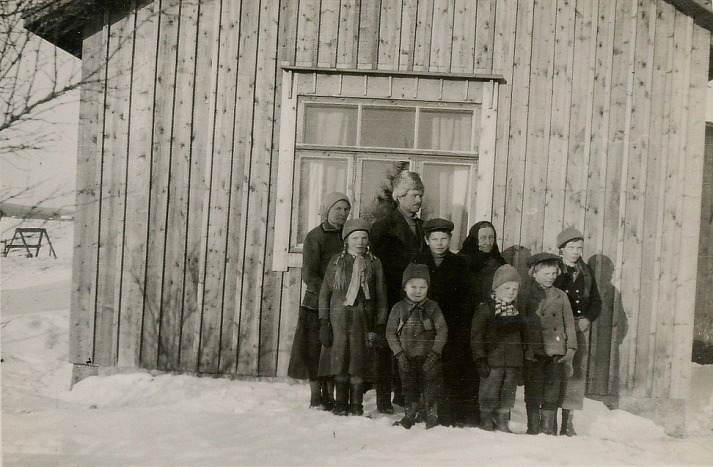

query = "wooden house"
[25,0,713,435]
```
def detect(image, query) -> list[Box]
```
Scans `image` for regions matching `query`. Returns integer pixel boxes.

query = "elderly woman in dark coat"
[458,221,507,304]
[318,219,388,416]
[287,192,351,409]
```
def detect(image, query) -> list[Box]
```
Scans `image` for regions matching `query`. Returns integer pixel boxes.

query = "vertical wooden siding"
[73,0,709,404]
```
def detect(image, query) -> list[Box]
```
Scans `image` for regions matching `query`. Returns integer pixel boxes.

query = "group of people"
[288,171,601,435]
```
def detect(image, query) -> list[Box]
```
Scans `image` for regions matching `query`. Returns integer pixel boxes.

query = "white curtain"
[421,110,471,151]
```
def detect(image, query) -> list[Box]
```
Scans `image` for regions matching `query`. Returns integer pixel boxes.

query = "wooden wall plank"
[474,0,496,73]
[429,0,454,72]
[278,0,299,65]
[378,0,402,70]
[412,0,434,71]
[337,0,360,68]
[542,0,576,251]
[502,0,534,251]
[398,0,418,70]
[118,1,158,368]
[450,0,476,73]
[490,0,517,243]
[256,0,282,376]
[318,0,340,67]
[694,125,713,352]
[276,268,302,375]
[671,21,708,398]
[519,0,556,253]
[177,0,221,372]
[639,0,674,396]
[216,0,258,374]
[157,0,199,371]
[652,10,690,398]
[94,8,134,367]
[238,0,280,376]
[622,0,655,397]
[70,20,108,365]
[357,0,382,69]
[141,0,180,369]
[296,0,320,67]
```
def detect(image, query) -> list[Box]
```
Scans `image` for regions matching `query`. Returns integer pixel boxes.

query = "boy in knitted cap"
[470,264,525,432]
[386,263,448,429]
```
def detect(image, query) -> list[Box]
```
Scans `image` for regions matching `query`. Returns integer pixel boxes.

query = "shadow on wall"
[587,254,629,398]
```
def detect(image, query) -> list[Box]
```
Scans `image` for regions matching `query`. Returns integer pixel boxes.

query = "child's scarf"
[344,254,370,306]
[492,294,519,317]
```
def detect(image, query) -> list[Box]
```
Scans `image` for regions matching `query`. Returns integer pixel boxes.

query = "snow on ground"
[2,220,713,465]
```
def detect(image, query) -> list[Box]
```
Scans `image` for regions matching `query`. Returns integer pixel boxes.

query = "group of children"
[314,214,589,435]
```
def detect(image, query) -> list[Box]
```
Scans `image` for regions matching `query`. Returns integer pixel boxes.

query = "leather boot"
[495,409,512,433]
[320,379,335,411]
[526,407,541,435]
[560,409,577,437]
[540,409,557,435]
[333,381,349,416]
[309,381,321,409]
[394,402,418,429]
[479,409,495,431]
[425,403,439,429]
[349,382,364,416]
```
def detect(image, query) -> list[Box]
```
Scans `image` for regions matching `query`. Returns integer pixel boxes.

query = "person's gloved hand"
[422,351,440,373]
[476,357,491,379]
[395,352,411,373]
[558,348,575,364]
[319,319,333,347]
[367,332,379,348]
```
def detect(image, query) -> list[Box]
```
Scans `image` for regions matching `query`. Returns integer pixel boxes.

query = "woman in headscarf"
[318,219,388,416]
[288,192,351,410]
[458,221,508,305]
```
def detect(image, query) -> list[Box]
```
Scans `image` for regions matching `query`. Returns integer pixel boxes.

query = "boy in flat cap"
[553,227,602,436]
[386,263,447,429]
[518,253,577,435]
[471,264,525,432]
[416,218,478,427]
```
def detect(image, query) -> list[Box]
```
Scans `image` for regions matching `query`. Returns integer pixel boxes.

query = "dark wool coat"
[554,258,602,322]
[415,251,477,343]
[471,299,526,368]
[301,222,344,310]
[386,298,448,358]
[518,279,577,358]
[458,221,507,304]
[371,209,427,309]
[318,253,388,378]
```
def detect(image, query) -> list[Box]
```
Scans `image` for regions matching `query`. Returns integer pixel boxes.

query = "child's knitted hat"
[402,263,430,287]
[492,264,521,290]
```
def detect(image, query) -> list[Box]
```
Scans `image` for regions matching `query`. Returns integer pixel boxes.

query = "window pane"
[361,107,415,148]
[295,157,350,245]
[358,160,410,224]
[418,109,472,151]
[420,162,472,250]
[303,104,358,146]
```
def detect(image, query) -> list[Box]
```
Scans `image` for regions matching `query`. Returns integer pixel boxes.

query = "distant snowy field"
[2,219,713,465]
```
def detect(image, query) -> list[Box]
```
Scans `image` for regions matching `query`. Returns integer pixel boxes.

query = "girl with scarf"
[288,192,351,410]
[458,221,508,305]
[318,219,388,416]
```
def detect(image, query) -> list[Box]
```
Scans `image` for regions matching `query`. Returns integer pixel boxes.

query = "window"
[273,68,500,271]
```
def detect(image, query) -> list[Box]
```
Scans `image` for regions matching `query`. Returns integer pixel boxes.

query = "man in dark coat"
[416,218,478,426]
[553,227,602,436]
[370,171,427,413]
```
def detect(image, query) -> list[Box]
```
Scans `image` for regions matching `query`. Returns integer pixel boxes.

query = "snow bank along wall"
[26,0,712,435]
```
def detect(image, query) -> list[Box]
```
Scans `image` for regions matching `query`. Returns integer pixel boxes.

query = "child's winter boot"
[495,409,512,433]
[479,409,495,431]
[394,402,418,429]
[309,380,322,409]
[425,403,439,429]
[333,381,349,416]
[540,409,557,435]
[320,378,335,411]
[526,407,541,435]
[349,382,364,416]
[560,409,576,436]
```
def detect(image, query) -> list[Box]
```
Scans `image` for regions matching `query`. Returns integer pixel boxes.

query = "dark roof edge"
[664,0,713,32]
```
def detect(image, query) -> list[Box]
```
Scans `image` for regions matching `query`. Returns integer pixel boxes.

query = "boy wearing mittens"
[386,263,448,429]
[470,264,525,432]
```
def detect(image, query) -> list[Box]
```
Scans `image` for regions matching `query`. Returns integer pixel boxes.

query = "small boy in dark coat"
[519,252,577,435]
[386,263,448,429]
[471,264,525,432]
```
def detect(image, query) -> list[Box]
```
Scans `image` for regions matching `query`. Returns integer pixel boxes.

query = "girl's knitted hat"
[492,264,521,290]
[402,263,430,287]
[341,218,371,240]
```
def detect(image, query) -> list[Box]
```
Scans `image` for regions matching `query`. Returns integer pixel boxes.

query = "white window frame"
[272,68,500,271]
